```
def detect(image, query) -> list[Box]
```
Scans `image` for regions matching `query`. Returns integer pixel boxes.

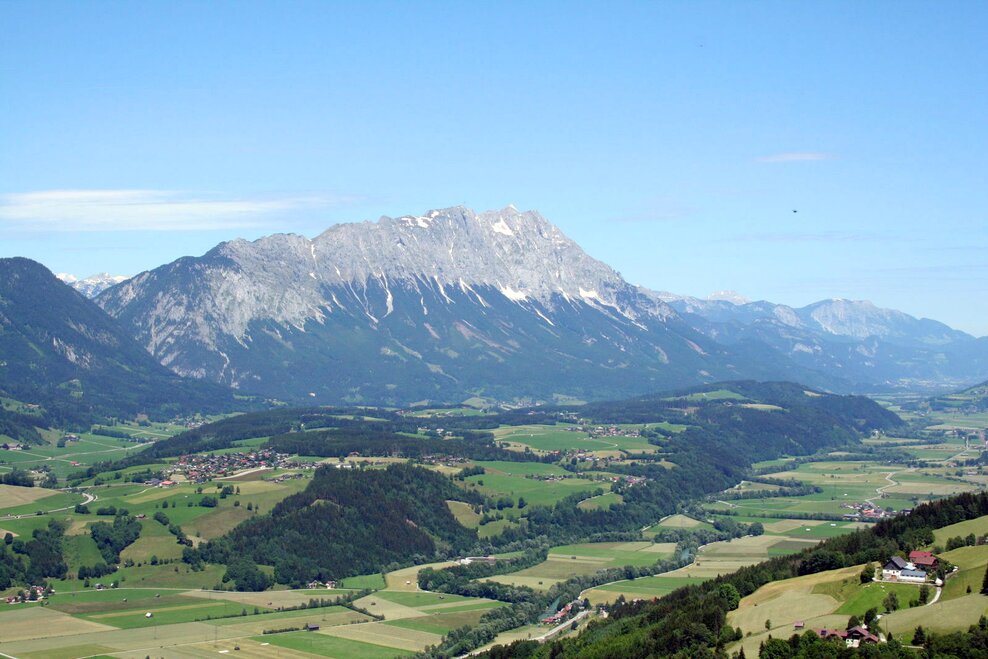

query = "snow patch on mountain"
[57,272,130,298]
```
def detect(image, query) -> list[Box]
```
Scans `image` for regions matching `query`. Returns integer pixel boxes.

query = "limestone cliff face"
[96,206,749,403]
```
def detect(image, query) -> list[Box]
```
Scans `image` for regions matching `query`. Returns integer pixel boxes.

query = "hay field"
[0,606,116,643]
[0,484,60,510]
[657,514,705,528]
[256,631,415,658]
[183,588,349,609]
[320,619,443,652]
[385,560,457,590]
[884,594,988,635]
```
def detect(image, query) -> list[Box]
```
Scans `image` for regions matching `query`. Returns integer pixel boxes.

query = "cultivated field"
[485,541,677,590]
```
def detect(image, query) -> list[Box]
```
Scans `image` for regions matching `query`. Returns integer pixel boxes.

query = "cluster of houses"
[540,599,583,625]
[840,502,894,521]
[305,580,338,589]
[270,472,307,483]
[814,626,881,648]
[0,443,30,451]
[173,449,300,482]
[881,551,940,584]
[563,425,642,439]
[420,455,470,468]
[142,478,178,487]
[5,585,48,604]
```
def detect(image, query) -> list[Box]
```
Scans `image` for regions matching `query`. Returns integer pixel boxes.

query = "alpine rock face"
[97,206,815,404]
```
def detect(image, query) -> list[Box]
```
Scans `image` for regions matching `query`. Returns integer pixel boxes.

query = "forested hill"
[0,257,240,428]
[574,380,903,431]
[102,381,901,474]
[199,464,482,585]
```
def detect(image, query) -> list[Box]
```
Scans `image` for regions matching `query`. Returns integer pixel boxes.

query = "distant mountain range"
[656,293,988,393]
[56,272,129,298]
[0,257,237,422]
[81,206,986,405]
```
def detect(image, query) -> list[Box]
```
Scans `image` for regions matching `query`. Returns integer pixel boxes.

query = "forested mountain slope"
[0,257,239,426]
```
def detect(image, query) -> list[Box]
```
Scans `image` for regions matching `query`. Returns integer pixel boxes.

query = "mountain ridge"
[85,205,988,402]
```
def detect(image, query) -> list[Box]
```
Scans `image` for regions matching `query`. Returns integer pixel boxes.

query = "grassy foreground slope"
[475,491,988,659]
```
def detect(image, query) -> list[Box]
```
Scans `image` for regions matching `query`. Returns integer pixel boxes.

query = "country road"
[864,468,913,507]
[0,489,96,521]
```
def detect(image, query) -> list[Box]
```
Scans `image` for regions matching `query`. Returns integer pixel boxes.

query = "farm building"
[817,626,880,648]
[908,550,938,569]
[882,556,909,580]
[898,568,928,583]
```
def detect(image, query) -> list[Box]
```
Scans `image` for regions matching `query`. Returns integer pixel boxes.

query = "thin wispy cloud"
[756,152,834,163]
[0,189,347,232]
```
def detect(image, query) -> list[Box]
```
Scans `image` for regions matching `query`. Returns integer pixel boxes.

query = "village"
[564,424,643,439]
[171,449,308,482]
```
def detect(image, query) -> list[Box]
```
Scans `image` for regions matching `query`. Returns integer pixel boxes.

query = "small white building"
[882,556,927,582]
[882,556,909,580]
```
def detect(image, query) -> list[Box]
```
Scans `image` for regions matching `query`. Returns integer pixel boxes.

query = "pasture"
[463,463,610,509]
[491,424,658,455]
[577,492,624,510]
[447,499,481,526]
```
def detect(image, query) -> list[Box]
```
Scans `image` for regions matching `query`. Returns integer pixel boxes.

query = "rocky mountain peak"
[303,205,630,307]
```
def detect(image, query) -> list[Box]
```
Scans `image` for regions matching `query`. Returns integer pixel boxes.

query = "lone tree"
[912,626,926,645]
[883,591,900,613]
[982,565,988,595]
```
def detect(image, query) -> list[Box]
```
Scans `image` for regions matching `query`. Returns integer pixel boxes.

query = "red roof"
[909,551,938,566]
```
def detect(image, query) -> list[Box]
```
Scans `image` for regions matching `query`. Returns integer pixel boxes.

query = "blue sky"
[2,1,986,335]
